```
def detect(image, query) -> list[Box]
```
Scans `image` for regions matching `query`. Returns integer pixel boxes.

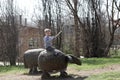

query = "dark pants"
[46,46,54,52]
[46,46,57,55]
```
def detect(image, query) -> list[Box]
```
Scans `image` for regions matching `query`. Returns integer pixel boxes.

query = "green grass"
[0,58,119,74]
[69,58,120,70]
[0,57,120,80]
[0,65,28,75]
[69,58,120,80]
[86,71,120,80]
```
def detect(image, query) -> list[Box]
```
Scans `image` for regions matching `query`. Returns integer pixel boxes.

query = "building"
[18,26,43,60]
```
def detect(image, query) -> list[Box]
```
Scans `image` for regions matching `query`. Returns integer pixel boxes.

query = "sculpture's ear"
[69,55,82,65]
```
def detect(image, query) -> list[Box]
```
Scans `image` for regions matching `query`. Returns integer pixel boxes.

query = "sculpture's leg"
[29,68,33,74]
[41,71,50,79]
[60,71,68,77]
[33,67,39,74]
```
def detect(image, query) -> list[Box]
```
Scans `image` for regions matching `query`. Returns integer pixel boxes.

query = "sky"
[16,0,36,19]
[15,0,43,26]
[1,0,119,23]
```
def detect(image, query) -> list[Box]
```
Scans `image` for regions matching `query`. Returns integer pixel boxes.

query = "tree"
[65,0,120,57]
[81,0,107,57]
[35,0,64,50]
[0,0,19,65]
[104,0,120,56]
[65,0,80,57]
[54,0,64,50]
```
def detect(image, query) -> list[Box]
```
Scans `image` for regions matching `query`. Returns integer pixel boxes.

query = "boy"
[43,28,62,52]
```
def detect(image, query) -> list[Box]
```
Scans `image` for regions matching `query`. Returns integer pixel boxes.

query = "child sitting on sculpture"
[43,28,62,54]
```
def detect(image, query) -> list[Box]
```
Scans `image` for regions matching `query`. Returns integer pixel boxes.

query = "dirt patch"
[0,73,86,80]
[0,64,120,80]
[0,74,41,80]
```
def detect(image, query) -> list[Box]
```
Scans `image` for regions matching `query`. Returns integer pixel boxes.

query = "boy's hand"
[55,31,62,38]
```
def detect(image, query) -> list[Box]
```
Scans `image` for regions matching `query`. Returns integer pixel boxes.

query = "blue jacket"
[43,36,55,48]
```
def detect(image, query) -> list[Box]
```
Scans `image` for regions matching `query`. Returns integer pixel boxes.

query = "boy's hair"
[44,28,51,32]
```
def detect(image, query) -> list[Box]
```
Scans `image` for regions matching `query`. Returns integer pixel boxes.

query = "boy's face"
[45,31,51,36]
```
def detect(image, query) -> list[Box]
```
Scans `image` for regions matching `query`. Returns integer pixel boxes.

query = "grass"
[0,58,120,74]
[0,65,28,75]
[69,57,120,80]
[69,57,120,70]
[86,71,120,80]
[0,57,120,80]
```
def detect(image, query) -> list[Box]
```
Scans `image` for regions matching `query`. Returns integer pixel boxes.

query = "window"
[28,38,39,49]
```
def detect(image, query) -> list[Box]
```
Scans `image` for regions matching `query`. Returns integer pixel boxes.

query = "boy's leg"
[46,46,58,56]
[46,46,54,52]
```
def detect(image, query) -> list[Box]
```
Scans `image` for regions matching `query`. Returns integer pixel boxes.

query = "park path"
[0,64,120,80]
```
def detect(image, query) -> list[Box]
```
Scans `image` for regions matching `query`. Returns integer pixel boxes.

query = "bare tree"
[54,0,64,50]
[65,0,120,57]
[65,0,80,57]
[81,0,107,57]
[0,0,19,65]
[35,0,119,57]
[104,0,120,56]
[42,0,52,28]
[35,0,64,50]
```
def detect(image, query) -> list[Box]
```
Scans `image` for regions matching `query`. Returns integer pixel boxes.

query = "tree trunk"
[73,0,80,57]
[104,33,114,57]
[7,40,18,66]
[9,56,16,66]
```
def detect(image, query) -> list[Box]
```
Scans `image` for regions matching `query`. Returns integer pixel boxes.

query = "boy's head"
[44,28,51,36]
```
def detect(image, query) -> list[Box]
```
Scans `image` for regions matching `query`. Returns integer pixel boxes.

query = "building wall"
[18,26,43,60]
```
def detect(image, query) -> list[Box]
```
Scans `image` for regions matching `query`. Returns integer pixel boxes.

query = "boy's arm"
[54,31,62,38]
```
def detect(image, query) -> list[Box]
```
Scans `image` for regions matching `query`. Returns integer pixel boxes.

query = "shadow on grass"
[41,75,88,80]
[23,71,43,76]
[23,72,88,80]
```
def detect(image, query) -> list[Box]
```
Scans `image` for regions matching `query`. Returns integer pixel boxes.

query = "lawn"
[86,71,120,80]
[0,65,28,75]
[70,57,120,80]
[0,58,120,80]
[69,57,120,70]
